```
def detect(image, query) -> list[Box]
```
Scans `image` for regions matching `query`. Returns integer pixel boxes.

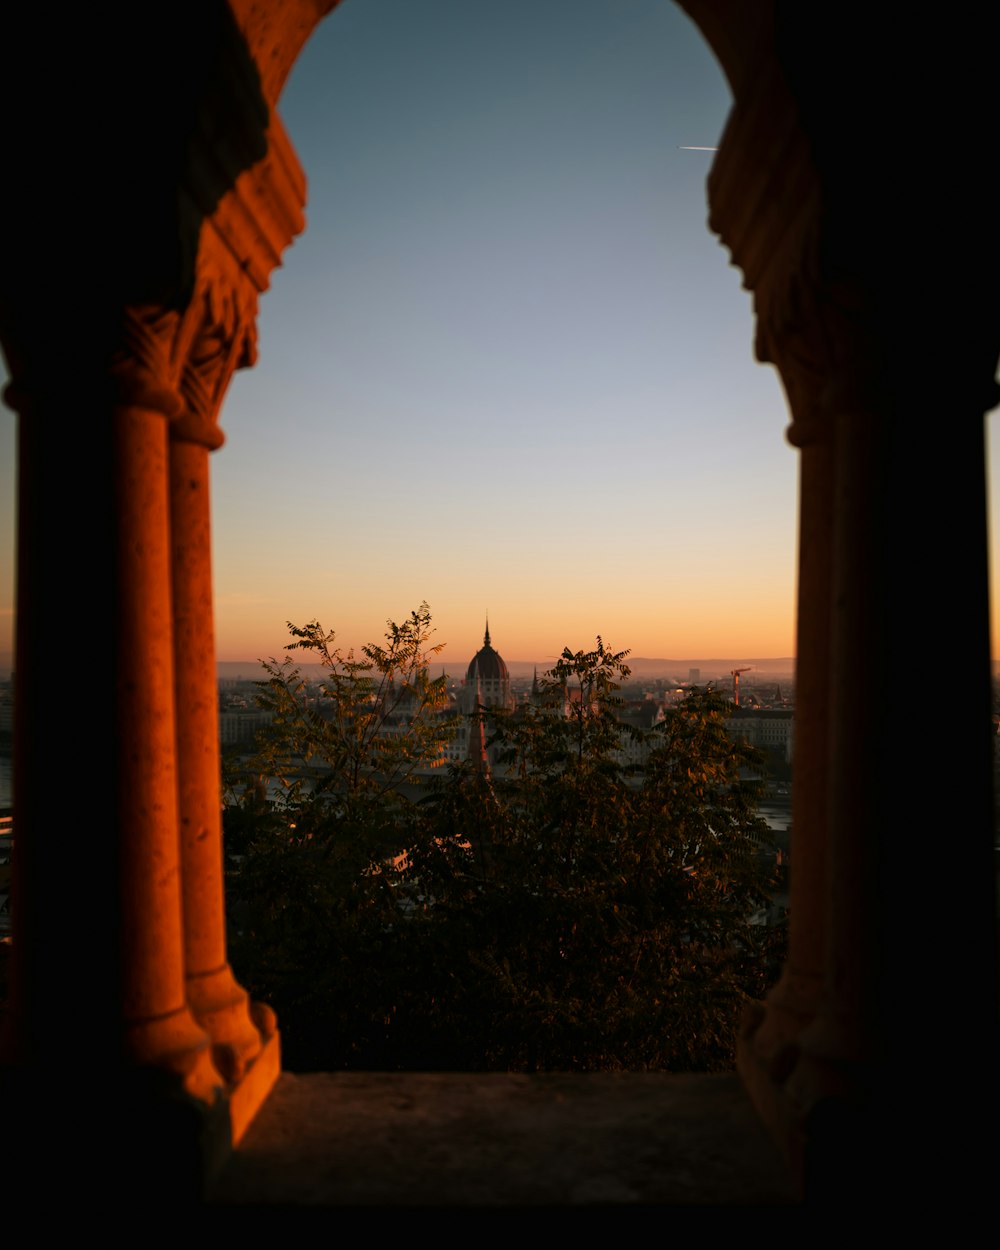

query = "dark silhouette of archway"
[0,0,996,1210]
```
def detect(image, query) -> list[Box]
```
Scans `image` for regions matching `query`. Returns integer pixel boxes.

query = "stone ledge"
[209,1070,800,1209]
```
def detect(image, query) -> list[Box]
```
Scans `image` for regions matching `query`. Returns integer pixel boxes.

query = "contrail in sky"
[679,145,718,151]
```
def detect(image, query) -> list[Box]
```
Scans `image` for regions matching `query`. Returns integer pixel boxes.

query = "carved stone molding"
[706,50,832,455]
[174,110,306,448]
[206,111,306,292]
[709,55,816,321]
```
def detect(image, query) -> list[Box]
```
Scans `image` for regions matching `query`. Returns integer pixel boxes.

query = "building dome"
[463,620,513,713]
[466,621,509,685]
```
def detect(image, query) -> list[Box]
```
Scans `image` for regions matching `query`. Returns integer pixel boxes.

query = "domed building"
[462,619,514,714]
[437,620,516,771]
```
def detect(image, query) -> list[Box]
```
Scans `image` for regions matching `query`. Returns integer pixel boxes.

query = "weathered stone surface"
[209,1071,799,1209]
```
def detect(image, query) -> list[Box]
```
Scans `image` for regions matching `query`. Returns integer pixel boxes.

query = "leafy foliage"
[224,608,785,1073]
[233,602,456,806]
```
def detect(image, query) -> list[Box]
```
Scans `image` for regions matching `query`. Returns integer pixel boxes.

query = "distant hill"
[501,658,796,682]
[217,661,270,683]
[624,657,796,679]
[217,657,796,683]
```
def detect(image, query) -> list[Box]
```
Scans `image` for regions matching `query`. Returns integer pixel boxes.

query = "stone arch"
[0,0,997,1210]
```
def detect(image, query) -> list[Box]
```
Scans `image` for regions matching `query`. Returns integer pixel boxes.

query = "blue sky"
[2,0,997,670]
[211,0,795,666]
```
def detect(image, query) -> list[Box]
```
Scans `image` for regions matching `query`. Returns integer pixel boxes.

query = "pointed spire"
[468,668,490,775]
[484,614,491,648]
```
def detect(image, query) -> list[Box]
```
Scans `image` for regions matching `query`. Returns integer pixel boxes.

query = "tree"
[234,601,455,803]
[424,651,781,1072]
[224,611,785,1073]
[223,604,471,1066]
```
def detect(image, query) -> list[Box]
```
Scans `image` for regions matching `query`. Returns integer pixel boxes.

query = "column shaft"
[114,402,222,1100]
[788,383,998,1200]
[740,420,833,1079]
[170,429,265,1079]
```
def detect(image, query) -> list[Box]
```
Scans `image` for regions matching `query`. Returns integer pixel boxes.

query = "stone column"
[784,343,1000,1201]
[714,69,1000,1186]
[707,60,838,1175]
[163,114,305,1142]
[111,468,224,1095]
[685,0,1000,1207]
[737,335,833,1112]
[0,8,308,1195]
[112,309,226,1103]
[170,283,276,1100]
[162,109,305,1143]
[0,306,224,1110]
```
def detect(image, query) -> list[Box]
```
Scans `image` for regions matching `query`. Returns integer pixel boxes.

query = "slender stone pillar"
[106,309,222,1104]
[161,112,305,1139]
[163,110,304,1142]
[170,320,274,1091]
[158,112,302,1145]
[707,51,841,1180]
[775,408,833,1032]
[781,338,1000,1203]
[114,390,223,1103]
[738,370,833,1100]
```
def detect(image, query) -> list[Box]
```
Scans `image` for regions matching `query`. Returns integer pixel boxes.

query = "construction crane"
[730,667,751,707]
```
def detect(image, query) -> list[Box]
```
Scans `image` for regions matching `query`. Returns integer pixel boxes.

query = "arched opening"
[213,0,795,669]
[1,0,997,1210]
[205,0,796,1076]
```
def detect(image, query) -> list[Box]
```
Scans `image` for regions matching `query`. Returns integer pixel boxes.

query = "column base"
[227,1024,281,1145]
[187,962,266,1080]
[736,1002,807,1198]
[124,1001,224,1105]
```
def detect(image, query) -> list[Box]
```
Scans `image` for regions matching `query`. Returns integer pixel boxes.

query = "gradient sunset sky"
[2,0,998,671]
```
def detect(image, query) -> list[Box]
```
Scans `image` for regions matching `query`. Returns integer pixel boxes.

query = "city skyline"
[1,0,998,670]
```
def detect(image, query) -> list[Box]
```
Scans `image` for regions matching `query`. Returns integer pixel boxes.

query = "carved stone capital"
[707,53,836,452]
[174,261,259,449]
[0,303,184,422]
[109,306,192,419]
[763,276,883,452]
[710,50,1000,440]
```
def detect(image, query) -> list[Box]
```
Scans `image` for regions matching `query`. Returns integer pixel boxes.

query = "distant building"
[613,699,665,770]
[441,620,516,769]
[219,710,274,747]
[461,620,514,715]
[726,708,795,764]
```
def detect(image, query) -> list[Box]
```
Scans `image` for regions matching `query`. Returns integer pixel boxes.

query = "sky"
[1,0,998,672]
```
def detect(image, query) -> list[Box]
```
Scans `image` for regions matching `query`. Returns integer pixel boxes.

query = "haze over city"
[1,0,998,671]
